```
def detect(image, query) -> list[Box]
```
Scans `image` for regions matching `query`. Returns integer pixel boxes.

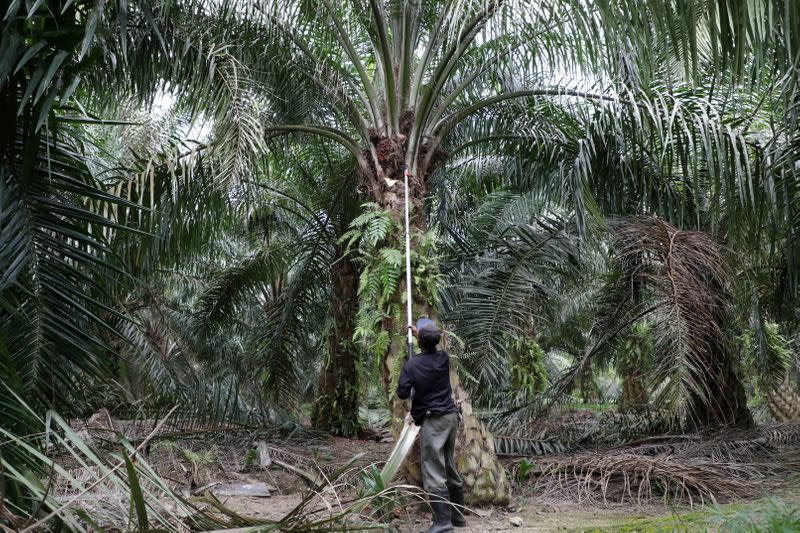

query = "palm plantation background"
[3,0,800,529]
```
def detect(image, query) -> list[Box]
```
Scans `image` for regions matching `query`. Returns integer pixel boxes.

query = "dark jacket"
[396,349,457,424]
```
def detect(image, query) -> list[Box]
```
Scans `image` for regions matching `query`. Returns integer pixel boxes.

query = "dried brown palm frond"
[613,217,753,429]
[525,217,753,430]
[620,423,800,464]
[759,421,800,446]
[524,422,800,506]
[490,408,670,456]
[529,451,765,506]
[493,433,568,456]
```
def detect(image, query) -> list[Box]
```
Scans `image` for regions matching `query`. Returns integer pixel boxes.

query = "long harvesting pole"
[404,168,414,361]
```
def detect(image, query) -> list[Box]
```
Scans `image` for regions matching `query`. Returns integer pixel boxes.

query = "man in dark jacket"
[397,317,466,533]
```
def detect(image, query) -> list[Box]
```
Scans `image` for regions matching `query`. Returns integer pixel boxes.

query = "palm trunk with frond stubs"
[368,143,509,504]
[619,368,649,412]
[313,250,361,436]
[618,324,651,412]
[766,379,800,422]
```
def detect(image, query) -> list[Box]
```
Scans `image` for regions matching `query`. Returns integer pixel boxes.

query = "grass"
[579,498,800,532]
[717,499,800,533]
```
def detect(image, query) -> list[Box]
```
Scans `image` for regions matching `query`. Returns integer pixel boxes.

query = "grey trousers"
[420,412,463,493]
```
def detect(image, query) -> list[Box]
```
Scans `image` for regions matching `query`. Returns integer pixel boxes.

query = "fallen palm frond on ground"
[1,403,195,531]
[1,394,422,531]
[529,451,763,505]
[65,410,391,499]
[518,424,800,506]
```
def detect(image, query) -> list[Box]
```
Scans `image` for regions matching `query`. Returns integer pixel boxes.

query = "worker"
[396,317,466,533]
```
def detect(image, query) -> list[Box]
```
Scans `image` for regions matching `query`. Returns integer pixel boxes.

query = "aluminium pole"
[403,168,414,361]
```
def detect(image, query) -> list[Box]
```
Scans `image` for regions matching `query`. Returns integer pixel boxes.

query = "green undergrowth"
[563,401,615,413]
[576,497,800,532]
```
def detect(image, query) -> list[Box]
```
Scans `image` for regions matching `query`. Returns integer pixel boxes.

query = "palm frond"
[614,217,752,428]
[441,209,584,391]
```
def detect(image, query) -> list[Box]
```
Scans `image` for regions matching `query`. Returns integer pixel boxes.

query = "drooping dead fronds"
[614,217,752,428]
[490,408,670,457]
[760,421,800,446]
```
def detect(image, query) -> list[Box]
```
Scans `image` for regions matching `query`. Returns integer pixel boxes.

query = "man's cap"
[416,317,437,331]
[416,317,441,348]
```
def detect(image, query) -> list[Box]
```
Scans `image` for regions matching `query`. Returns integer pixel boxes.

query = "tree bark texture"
[689,270,753,429]
[579,358,600,404]
[618,326,650,412]
[619,367,649,412]
[312,250,362,437]
[766,378,800,422]
[687,331,753,429]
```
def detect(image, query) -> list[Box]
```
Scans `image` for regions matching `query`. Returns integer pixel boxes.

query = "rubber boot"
[448,485,467,527]
[420,490,453,533]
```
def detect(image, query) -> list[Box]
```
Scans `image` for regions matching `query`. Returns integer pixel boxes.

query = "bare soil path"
[219,494,667,532]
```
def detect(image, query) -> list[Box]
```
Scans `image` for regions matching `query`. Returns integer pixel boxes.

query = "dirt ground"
[67,415,800,532]
[396,503,666,532]
[195,430,799,532]
[179,432,683,532]
[204,444,766,533]
[218,493,734,532]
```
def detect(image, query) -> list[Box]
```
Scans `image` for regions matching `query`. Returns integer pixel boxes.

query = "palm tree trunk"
[688,336,753,428]
[619,367,649,412]
[376,206,509,504]
[312,250,361,437]
[692,284,753,428]
[765,378,800,422]
[450,368,510,504]
[618,326,650,412]
[579,358,600,404]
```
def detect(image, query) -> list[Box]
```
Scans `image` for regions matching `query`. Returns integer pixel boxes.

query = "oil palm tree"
[192,139,367,435]
[434,19,800,430]
[178,0,800,502]
[5,0,800,508]
[0,0,171,421]
[0,1,274,518]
